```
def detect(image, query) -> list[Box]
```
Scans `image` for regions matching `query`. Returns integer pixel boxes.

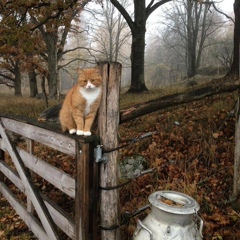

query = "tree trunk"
[47,56,58,98]
[187,0,194,78]
[14,60,22,96]
[28,69,38,98]
[229,0,240,77]
[46,32,58,98]
[129,29,148,92]
[233,94,240,199]
[127,0,148,93]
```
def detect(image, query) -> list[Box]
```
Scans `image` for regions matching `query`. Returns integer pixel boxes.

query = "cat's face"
[78,68,102,90]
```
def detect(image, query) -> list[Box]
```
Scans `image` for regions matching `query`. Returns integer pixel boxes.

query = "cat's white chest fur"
[79,86,101,115]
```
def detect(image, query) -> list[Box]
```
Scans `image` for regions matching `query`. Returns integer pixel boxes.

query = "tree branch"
[146,0,172,19]
[109,0,134,32]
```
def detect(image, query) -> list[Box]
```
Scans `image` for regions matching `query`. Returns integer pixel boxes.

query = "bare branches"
[211,2,234,22]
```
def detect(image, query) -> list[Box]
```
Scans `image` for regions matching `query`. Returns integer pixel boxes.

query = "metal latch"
[94,145,108,163]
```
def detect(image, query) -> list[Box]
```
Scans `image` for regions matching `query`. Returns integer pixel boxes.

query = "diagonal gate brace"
[0,121,59,240]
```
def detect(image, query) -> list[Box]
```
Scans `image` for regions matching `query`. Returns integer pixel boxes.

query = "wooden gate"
[0,115,99,240]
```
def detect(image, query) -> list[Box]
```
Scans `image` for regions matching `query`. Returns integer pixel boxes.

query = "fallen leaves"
[119,92,239,240]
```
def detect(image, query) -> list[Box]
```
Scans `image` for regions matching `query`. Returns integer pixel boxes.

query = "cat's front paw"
[76,130,84,135]
[84,131,92,136]
[69,129,77,134]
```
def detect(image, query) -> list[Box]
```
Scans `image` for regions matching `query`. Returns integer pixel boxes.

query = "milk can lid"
[148,190,200,214]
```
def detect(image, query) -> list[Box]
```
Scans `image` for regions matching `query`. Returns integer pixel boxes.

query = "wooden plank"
[0,137,6,150]
[27,139,34,213]
[1,117,76,156]
[98,62,122,240]
[0,122,59,240]
[0,182,50,240]
[0,138,75,198]
[0,145,5,182]
[18,148,75,198]
[0,160,24,190]
[75,142,90,240]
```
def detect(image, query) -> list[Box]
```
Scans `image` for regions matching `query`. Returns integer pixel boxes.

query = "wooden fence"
[0,115,100,240]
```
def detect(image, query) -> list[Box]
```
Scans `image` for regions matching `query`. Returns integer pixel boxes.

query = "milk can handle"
[137,219,153,240]
[195,214,203,238]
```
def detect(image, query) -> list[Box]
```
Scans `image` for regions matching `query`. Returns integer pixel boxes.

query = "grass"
[0,96,59,118]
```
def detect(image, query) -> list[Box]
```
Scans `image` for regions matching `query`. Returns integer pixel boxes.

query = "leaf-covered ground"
[119,92,239,240]
[0,91,240,239]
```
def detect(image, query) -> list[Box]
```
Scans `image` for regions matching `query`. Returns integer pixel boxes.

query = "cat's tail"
[38,104,62,122]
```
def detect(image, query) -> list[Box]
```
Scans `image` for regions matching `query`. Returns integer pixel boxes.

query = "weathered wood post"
[98,62,122,240]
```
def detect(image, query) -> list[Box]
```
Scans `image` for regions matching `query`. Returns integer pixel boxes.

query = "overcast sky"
[220,0,234,13]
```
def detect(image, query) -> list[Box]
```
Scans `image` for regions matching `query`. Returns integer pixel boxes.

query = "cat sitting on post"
[59,67,102,136]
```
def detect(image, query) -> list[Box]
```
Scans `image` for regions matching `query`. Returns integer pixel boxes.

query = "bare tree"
[84,0,131,64]
[157,0,225,78]
[109,0,172,92]
[212,29,233,70]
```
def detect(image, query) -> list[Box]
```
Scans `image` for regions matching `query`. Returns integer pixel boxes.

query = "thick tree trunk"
[229,0,240,77]
[47,55,58,98]
[46,33,58,98]
[129,29,148,92]
[127,0,148,93]
[233,94,240,199]
[28,69,38,98]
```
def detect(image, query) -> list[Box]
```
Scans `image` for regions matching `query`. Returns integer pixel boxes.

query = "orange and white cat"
[59,67,102,136]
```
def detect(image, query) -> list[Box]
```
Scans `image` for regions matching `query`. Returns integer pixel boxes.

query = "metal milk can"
[133,190,203,240]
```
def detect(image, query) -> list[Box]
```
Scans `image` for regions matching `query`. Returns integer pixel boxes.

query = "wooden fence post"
[98,62,122,240]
